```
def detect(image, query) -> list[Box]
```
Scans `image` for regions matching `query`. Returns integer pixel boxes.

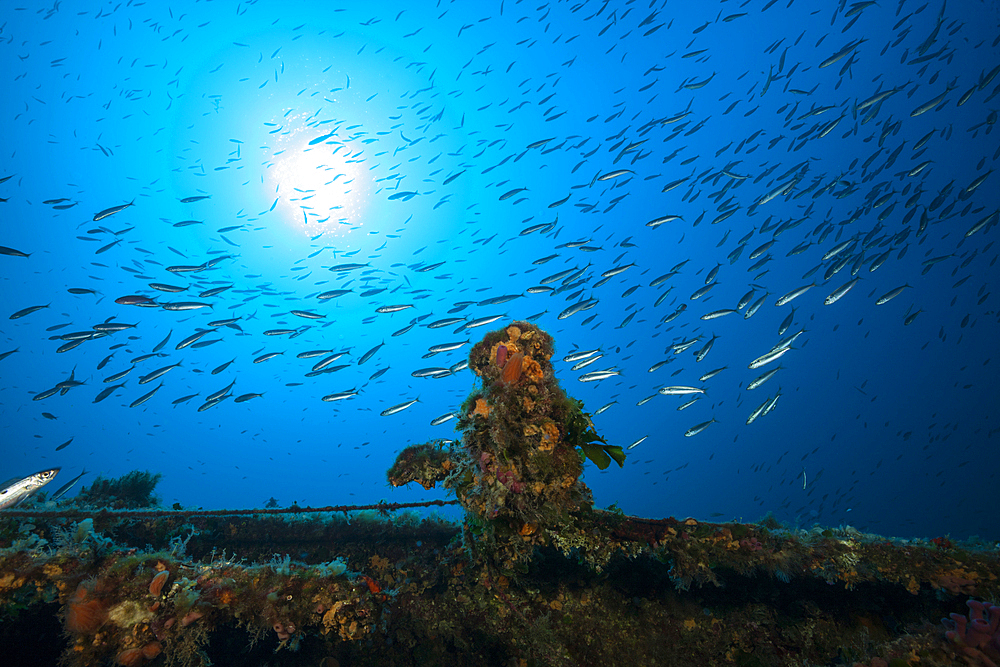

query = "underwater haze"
[2,0,999,541]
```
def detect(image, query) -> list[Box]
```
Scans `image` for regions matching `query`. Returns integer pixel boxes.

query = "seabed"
[2,322,997,666]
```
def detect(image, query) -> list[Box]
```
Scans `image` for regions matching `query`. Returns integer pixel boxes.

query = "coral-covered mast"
[388,320,625,568]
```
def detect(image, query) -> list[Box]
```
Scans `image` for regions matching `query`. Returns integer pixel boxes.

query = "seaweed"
[561,397,625,470]
[76,470,163,509]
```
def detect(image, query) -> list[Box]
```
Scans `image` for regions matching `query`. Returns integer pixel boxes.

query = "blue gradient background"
[2,0,999,540]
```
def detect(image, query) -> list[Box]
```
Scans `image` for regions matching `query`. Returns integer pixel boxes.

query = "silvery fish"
[380,398,419,416]
[0,467,60,509]
[50,469,89,501]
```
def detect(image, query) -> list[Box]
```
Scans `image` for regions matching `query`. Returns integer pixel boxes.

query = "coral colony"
[1,324,1000,666]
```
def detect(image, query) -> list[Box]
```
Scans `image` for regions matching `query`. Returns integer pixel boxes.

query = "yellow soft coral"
[471,398,490,418]
[539,421,560,451]
[522,356,543,381]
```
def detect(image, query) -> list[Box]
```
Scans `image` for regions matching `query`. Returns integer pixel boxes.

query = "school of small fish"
[1,1,998,519]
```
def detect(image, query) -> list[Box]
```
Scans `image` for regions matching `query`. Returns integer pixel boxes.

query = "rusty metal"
[0,498,460,520]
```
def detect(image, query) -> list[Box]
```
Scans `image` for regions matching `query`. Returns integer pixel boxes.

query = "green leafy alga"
[565,398,625,470]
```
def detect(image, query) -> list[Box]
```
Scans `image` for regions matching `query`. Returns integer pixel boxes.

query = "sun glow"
[263,117,367,238]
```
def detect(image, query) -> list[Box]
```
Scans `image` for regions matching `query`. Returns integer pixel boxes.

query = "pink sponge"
[943,599,1000,667]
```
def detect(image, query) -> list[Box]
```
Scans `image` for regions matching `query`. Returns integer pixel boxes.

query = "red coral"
[362,576,389,602]
[932,536,954,550]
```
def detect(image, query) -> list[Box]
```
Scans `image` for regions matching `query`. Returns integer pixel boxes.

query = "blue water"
[2,0,998,541]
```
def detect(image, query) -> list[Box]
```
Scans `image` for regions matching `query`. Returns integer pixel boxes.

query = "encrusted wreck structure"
[2,321,998,667]
[388,321,628,570]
